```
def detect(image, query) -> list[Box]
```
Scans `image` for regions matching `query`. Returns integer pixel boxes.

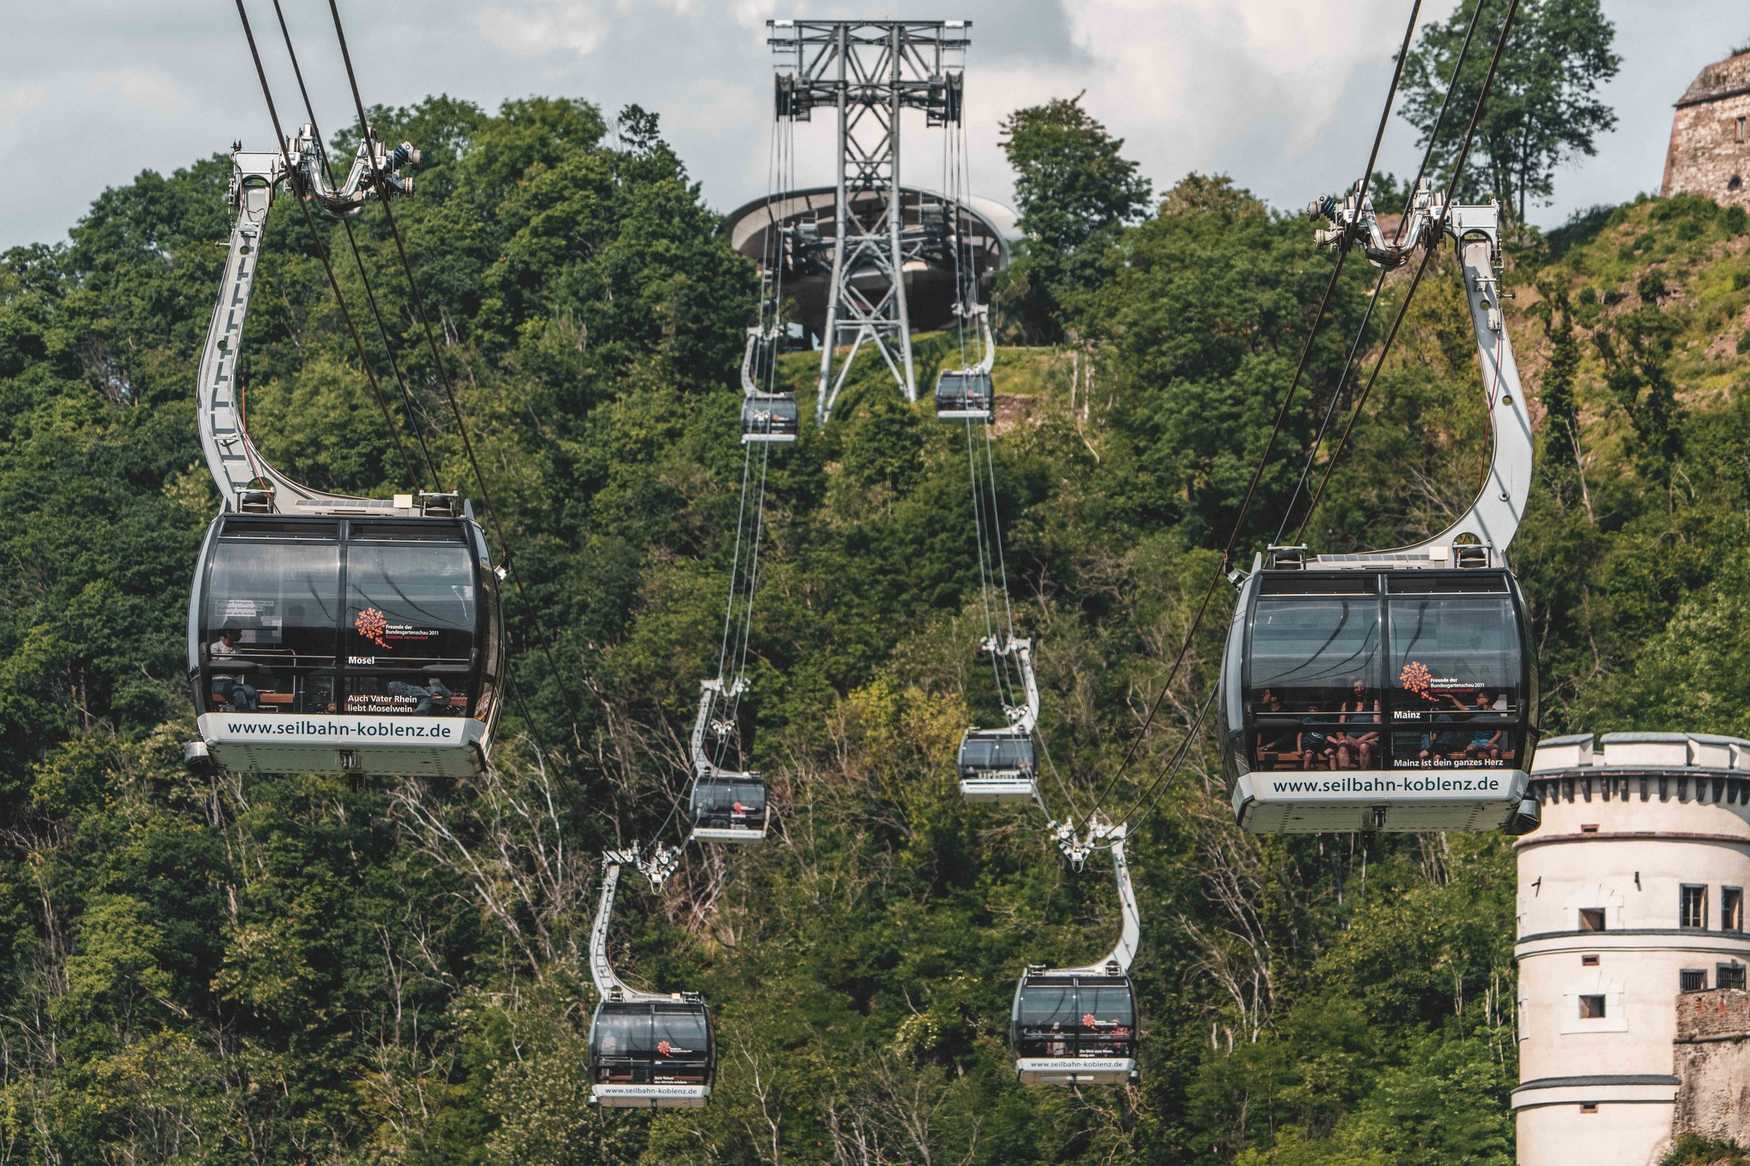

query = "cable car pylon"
[587,847,715,1109]
[185,129,507,779]
[1220,183,1541,836]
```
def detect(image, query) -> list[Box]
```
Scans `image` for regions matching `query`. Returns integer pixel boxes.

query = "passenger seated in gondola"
[1299,726,1335,770]
[209,628,259,711]
[1460,691,1504,761]
[387,677,453,715]
[1253,690,1298,767]
[1330,678,1381,769]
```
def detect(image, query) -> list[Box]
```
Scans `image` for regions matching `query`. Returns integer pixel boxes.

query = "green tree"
[1400,0,1620,223]
[996,93,1152,342]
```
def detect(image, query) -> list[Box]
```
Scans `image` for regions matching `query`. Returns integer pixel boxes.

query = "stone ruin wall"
[1662,53,1750,209]
[1672,989,1750,1144]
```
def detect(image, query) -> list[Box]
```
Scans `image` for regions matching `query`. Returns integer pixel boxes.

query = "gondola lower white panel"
[690,825,767,844]
[1015,1057,1136,1087]
[591,1083,711,1109]
[1232,768,1530,833]
[198,713,487,777]
[960,775,1036,804]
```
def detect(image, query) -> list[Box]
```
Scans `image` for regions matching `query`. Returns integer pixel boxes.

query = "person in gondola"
[1254,690,1299,769]
[1462,691,1504,762]
[1330,678,1381,769]
[209,627,258,711]
[387,676,453,715]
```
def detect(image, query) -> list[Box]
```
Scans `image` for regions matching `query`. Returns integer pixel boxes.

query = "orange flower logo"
[657,1039,673,1057]
[1398,660,1433,699]
[354,607,390,649]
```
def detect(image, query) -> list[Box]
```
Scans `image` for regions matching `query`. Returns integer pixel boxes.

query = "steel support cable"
[1074,0,1425,834]
[725,444,771,731]
[715,445,755,684]
[232,0,423,494]
[1112,0,1524,839]
[1292,0,1520,546]
[323,0,584,748]
[1273,0,1487,546]
[964,422,1009,702]
[266,0,442,493]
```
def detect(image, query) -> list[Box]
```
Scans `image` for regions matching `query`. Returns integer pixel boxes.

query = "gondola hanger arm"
[1306,185,1531,564]
[197,128,422,518]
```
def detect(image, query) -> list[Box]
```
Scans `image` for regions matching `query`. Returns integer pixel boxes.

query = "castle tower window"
[1578,994,1607,1019]
[1681,884,1708,929]
[1681,968,1707,992]
[1730,175,1744,193]
[1723,887,1743,931]
[1581,954,1600,967]
[1580,1104,1599,1115]
[1578,907,1607,932]
[1738,116,1746,143]
[1718,963,1747,991]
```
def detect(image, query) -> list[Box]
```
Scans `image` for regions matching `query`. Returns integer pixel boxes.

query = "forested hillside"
[1,88,1748,1165]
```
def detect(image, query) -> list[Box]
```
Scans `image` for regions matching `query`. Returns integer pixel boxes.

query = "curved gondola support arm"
[739,325,777,398]
[197,131,420,516]
[956,302,995,376]
[1402,202,1532,561]
[987,636,1039,735]
[1098,824,1140,975]
[589,847,682,1004]
[691,677,749,779]
[1308,193,1531,564]
[1046,819,1139,975]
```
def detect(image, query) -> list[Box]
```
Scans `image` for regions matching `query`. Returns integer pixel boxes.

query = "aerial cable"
[1074,0,1425,834]
[1113,0,1522,839]
[1273,0,1488,546]
[266,0,443,493]
[322,0,590,755]
[1292,0,1520,546]
[231,0,424,495]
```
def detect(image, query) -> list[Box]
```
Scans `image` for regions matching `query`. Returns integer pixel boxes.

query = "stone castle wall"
[1672,990,1750,1144]
[1661,51,1750,208]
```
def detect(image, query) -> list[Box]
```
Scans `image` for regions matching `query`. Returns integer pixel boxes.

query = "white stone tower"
[1514,731,1750,1166]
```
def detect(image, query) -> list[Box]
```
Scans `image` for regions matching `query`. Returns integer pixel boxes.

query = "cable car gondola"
[741,393,800,443]
[935,370,995,422]
[1013,822,1140,1086]
[183,136,505,778]
[1220,194,1539,835]
[189,506,504,777]
[588,849,714,1108]
[958,637,1041,805]
[740,324,798,443]
[958,729,1036,804]
[688,678,769,842]
[934,303,997,423]
[589,996,715,1109]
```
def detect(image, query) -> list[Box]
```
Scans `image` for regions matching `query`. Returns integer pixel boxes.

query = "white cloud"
[0,85,49,133]
[91,69,189,115]
[478,4,608,57]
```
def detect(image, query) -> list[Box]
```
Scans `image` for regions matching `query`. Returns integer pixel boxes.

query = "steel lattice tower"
[768,19,969,422]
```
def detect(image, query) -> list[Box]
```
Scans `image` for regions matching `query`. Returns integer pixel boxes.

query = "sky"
[2,0,1747,251]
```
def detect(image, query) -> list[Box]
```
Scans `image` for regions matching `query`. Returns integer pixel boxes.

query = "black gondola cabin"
[1221,565,1539,833]
[690,774,769,842]
[188,512,505,776]
[957,729,1036,803]
[935,370,995,422]
[589,997,714,1108]
[742,394,799,443]
[1010,968,1139,1086]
